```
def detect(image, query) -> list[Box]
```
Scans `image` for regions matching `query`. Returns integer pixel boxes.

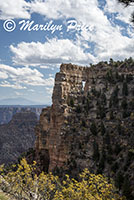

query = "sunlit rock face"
[35,64,90,171]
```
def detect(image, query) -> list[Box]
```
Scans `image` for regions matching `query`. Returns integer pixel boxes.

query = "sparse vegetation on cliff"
[28,59,134,200]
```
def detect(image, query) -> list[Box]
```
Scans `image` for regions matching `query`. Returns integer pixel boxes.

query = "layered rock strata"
[35,62,134,173]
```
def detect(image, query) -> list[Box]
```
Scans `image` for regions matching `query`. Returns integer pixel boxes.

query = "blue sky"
[0,0,134,105]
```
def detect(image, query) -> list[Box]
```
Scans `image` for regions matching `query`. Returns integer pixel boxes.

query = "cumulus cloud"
[10,28,134,66]
[30,0,101,23]
[3,0,131,26]
[0,0,133,26]
[0,64,54,88]
[88,24,134,62]
[0,81,26,89]
[10,38,95,66]
[0,0,100,23]
[1,0,134,65]
[104,0,134,24]
[4,0,133,66]
[0,0,30,20]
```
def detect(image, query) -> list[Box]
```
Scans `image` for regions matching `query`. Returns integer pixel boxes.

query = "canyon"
[0,111,38,164]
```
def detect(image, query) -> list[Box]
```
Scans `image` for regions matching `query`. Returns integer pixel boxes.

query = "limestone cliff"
[35,60,134,199]
[35,64,91,171]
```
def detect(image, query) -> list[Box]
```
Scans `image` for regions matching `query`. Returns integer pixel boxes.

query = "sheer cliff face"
[35,64,90,171]
[35,62,134,174]
[35,61,134,198]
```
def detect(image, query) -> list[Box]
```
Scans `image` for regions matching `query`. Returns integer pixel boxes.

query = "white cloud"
[39,66,49,69]
[1,0,134,65]
[0,0,133,26]
[88,24,134,62]
[29,0,134,28]
[30,0,134,62]
[30,0,107,26]
[0,71,8,79]
[43,77,54,87]
[46,87,53,95]
[0,0,30,20]
[0,80,26,89]
[0,0,100,22]
[0,64,54,88]
[104,0,134,24]
[10,24,134,65]
[72,0,134,62]
[10,39,95,66]
[40,64,59,70]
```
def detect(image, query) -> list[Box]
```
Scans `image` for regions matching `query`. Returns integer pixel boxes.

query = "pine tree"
[100,121,106,135]
[93,141,100,161]
[121,98,128,109]
[90,121,97,136]
[122,174,133,200]
[122,81,128,96]
[115,171,124,190]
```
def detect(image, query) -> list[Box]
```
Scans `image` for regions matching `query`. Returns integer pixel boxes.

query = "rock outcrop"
[35,64,89,171]
[35,60,134,199]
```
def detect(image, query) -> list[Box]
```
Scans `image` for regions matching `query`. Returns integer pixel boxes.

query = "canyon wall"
[35,60,134,199]
[35,62,134,172]
[0,111,38,164]
[35,64,89,171]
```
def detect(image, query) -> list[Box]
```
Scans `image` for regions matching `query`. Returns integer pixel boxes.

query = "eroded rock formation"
[35,62,134,170]
[35,64,88,171]
[35,60,134,198]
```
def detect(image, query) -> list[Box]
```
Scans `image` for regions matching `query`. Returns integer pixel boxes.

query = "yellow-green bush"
[0,158,125,200]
